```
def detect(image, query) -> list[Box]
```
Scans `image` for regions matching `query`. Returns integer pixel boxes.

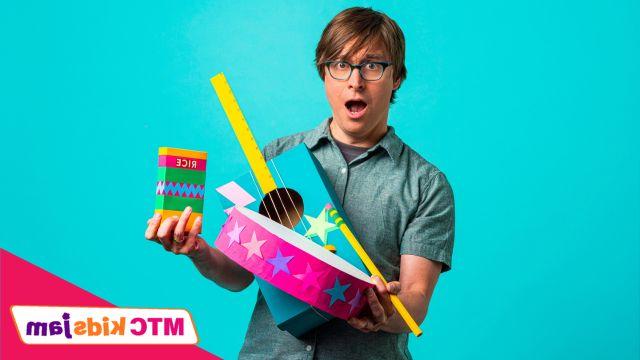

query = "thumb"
[191,237,209,254]
[387,281,401,295]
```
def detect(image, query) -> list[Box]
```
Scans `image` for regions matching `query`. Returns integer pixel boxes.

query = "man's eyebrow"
[336,53,386,61]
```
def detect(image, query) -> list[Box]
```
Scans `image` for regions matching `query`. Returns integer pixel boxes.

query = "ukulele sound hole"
[258,188,304,229]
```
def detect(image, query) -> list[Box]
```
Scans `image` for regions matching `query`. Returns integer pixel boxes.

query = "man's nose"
[348,68,365,91]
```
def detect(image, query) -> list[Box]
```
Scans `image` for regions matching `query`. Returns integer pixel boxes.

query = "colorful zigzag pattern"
[156,181,205,198]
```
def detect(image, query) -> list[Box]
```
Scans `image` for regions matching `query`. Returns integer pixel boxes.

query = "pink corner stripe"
[0,248,221,360]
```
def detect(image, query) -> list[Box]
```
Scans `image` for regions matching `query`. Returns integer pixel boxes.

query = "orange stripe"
[158,147,207,160]
[154,209,203,232]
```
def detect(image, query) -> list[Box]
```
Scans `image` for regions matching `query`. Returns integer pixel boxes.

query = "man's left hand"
[347,276,401,333]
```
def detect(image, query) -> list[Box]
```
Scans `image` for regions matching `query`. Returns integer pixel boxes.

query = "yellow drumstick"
[326,205,423,337]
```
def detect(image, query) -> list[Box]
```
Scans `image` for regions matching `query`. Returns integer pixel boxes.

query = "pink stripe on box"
[159,155,207,171]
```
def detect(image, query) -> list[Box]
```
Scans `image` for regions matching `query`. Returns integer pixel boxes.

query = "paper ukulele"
[215,206,373,320]
[155,147,207,232]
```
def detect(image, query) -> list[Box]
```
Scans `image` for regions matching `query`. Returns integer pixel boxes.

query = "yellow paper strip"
[159,147,208,160]
[210,73,277,194]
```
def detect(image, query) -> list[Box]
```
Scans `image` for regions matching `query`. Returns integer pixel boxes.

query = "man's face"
[324,39,401,141]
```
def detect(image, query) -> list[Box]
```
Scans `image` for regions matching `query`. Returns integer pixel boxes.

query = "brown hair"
[315,7,407,104]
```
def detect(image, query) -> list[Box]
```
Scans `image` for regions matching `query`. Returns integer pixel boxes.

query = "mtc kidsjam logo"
[11,306,198,344]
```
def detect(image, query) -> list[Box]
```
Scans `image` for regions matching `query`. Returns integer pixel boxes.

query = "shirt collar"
[303,118,332,150]
[369,125,403,163]
[304,117,403,163]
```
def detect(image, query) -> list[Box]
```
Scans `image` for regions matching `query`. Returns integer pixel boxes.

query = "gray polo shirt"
[238,118,455,360]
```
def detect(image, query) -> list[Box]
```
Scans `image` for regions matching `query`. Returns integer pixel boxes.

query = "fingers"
[347,317,372,333]
[178,216,202,255]
[372,276,395,319]
[365,287,386,331]
[144,213,162,242]
[147,208,204,258]
[346,277,399,334]
[172,206,193,251]
[156,216,179,251]
[387,281,401,295]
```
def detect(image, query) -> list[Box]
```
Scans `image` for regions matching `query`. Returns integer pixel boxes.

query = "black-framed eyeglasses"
[324,60,393,81]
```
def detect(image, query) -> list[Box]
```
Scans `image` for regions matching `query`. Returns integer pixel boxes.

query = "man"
[145,7,454,359]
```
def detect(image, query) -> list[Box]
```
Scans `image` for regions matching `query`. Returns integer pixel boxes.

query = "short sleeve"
[261,134,305,162]
[261,140,277,162]
[400,171,455,272]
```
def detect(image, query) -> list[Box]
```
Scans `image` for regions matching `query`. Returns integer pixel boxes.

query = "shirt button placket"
[337,166,348,203]
[305,328,317,358]
[305,343,315,359]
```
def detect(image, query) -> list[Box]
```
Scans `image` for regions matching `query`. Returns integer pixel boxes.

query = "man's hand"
[144,206,254,292]
[347,276,401,333]
[144,206,206,258]
[349,255,442,334]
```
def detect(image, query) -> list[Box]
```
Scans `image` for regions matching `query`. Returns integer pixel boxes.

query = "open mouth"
[345,100,368,119]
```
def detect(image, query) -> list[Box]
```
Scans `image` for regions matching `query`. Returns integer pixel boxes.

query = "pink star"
[348,289,364,314]
[242,231,267,259]
[226,220,245,247]
[293,263,325,290]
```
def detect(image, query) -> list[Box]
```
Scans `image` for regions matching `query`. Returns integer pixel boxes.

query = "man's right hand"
[144,206,206,257]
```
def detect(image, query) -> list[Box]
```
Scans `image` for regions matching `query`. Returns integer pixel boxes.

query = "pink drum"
[215,206,373,320]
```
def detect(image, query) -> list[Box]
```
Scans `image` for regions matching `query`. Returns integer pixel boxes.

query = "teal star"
[323,277,351,307]
[304,208,339,244]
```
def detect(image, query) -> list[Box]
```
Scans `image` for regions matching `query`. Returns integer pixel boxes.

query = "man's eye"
[365,62,379,70]
[336,62,348,69]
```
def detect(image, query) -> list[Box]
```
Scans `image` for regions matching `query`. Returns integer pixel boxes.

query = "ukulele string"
[247,168,277,222]
[271,159,309,233]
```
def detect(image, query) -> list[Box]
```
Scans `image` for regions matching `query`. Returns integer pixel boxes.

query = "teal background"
[1,1,638,359]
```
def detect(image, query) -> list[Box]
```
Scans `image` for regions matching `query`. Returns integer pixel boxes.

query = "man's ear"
[392,77,402,91]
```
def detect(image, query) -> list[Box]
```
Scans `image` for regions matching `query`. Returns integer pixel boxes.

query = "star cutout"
[293,263,325,289]
[242,231,267,259]
[304,208,339,244]
[348,289,364,314]
[226,221,245,247]
[266,248,294,276]
[323,277,351,307]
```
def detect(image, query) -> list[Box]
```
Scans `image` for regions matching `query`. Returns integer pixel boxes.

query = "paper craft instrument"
[209,72,422,337]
